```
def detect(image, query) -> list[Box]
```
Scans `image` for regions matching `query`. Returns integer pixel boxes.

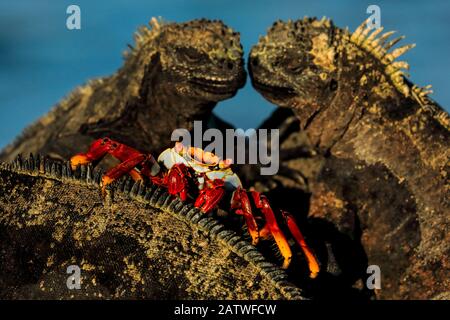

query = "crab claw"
[70,138,111,170]
[281,210,320,279]
[70,154,93,171]
[231,187,259,246]
[194,178,225,213]
[70,137,160,197]
[250,191,292,269]
[165,163,190,201]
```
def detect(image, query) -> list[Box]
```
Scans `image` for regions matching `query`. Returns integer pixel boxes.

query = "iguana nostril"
[227,62,234,70]
[251,57,259,67]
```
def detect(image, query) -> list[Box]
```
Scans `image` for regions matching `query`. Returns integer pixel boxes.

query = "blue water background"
[0,0,449,148]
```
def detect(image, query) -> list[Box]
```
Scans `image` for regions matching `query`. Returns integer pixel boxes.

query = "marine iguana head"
[129,18,246,102]
[249,17,418,129]
[248,18,342,122]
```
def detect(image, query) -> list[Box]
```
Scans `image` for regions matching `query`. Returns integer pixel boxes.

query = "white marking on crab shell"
[206,170,242,191]
[157,147,189,169]
[197,176,205,190]
[189,161,213,173]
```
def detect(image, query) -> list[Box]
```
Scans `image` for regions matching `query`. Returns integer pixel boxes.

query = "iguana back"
[0,18,246,162]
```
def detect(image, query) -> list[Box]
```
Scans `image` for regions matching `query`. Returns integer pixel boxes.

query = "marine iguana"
[248,17,449,299]
[0,18,246,163]
[0,155,304,299]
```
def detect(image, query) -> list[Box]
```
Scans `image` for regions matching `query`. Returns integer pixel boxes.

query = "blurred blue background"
[0,0,449,148]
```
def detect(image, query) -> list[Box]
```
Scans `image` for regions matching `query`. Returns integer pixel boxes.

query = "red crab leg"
[101,153,147,195]
[281,211,320,279]
[70,137,152,194]
[71,137,145,170]
[164,163,190,201]
[70,138,112,170]
[250,191,292,269]
[231,187,259,246]
[194,179,225,213]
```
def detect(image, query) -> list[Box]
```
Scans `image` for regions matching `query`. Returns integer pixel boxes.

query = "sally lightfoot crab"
[70,137,320,278]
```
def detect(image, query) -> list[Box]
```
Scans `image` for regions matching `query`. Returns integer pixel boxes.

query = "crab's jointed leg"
[231,187,260,246]
[70,137,157,194]
[163,163,190,201]
[281,210,320,279]
[250,191,292,269]
[100,154,147,194]
[70,138,111,169]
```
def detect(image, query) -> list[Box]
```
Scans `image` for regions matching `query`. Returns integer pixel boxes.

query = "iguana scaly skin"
[0,155,304,299]
[248,17,449,299]
[0,18,246,163]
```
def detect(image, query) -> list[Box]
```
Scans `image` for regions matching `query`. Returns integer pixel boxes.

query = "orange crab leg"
[251,191,292,269]
[258,224,271,240]
[281,210,320,279]
[129,169,144,182]
[231,187,259,246]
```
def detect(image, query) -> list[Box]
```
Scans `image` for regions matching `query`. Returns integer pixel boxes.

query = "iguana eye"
[287,63,303,73]
[177,47,203,63]
[283,55,305,73]
[286,60,304,73]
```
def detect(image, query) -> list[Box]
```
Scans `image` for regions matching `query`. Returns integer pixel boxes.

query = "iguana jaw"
[248,17,338,109]
[154,19,247,101]
[249,62,296,104]
[187,61,247,99]
[248,45,295,106]
[165,69,246,101]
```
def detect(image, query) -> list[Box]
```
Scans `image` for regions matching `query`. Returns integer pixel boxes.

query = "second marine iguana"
[0,155,304,299]
[248,17,449,299]
[0,18,246,163]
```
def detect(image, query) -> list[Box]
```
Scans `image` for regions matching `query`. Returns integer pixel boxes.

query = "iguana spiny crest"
[0,18,246,162]
[248,18,449,300]
[125,18,246,99]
